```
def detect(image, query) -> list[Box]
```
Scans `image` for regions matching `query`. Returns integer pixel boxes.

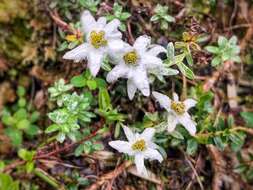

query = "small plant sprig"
[18,149,36,173]
[150,4,175,30]
[48,79,73,106]
[79,0,100,13]
[46,90,95,142]
[0,173,19,190]
[205,35,241,66]
[106,2,131,31]
[164,42,195,79]
[234,152,253,182]
[1,86,40,147]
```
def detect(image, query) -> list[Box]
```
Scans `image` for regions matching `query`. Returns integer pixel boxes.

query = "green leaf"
[231,55,241,63]
[205,46,219,54]
[213,136,226,151]
[25,162,34,173]
[166,42,175,64]
[227,115,234,128]
[119,24,126,31]
[30,111,40,123]
[177,62,195,79]
[211,56,221,66]
[229,132,246,152]
[161,20,168,30]
[25,125,39,136]
[17,86,26,97]
[120,12,131,20]
[185,53,193,66]
[0,173,19,190]
[2,115,15,126]
[5,128,23,147]
[240,112,253,127]
[98,88,112,110]
[45,124,60,133]
[18,98,26,107]
[74,144,84,157]
[234,164,247,173]
[71,75,86,87]
[18,149,35,161]
[218,36,228,47]
[17,119,30,130]
[14,109,27,120]
[170,130,184,140]
[162,15,175,22]
[186,139,198,155]
[56,133,66,143]
[95,78,107,89]
[150,15,159,22]
[87,80,97,90]
[93,143,103,150]
[229,35,237,45]
[101,57,112,71]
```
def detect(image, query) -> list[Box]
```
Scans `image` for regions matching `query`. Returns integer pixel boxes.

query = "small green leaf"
[98,88,112,110]
[17,119,30,130]
[163,15,175,22]
[56,133,66,143]
[205,46,219,54]
[186,139,198,155]
[218,36,228,47]
[74,144,84,156]
[45,124,60,133]
[185,53,193,66]
[177,62,195,79]
[213,136,226,151]
[211,56,221,66]
[240,112,253,127]
[25,162,34,173]
[150,15,159,22]
[87,80,97,90]
[170,130,184,140]
[17,86,26,97]
[71,75,86,87]
[5,128,23,147]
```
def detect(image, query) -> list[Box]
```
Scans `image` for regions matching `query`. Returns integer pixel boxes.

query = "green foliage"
[74,129,103,156]
[66,171,90,190]
[70,70,106,89]
[164,42,195,79]
[0,173,19,190]
[150,4,175,30]
[240,112,253,127]
[48,79,73,106]
[106,2,131,31]
[18,149,35,173]
[79,0,100,12]
[234,153,253,182]
[46,91,95,143]
[205,36,241,66]
[96,87,125,125]
[1,86,40,147]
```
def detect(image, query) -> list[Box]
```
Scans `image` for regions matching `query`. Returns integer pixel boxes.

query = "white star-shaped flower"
[63,11,123,77]
[109,126,163,176]
[106,35,167,100]
[152,91,197,136]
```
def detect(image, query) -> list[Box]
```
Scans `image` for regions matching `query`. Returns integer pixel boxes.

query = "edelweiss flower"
[106,35,167,100]
[63,11,123,76]
[109,126,163,176]
[152,91,197,135]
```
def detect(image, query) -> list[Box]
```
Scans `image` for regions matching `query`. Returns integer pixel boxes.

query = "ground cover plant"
[1,0,253,189]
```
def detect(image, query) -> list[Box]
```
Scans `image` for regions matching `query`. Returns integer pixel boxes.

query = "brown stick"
[86,161,133,190]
